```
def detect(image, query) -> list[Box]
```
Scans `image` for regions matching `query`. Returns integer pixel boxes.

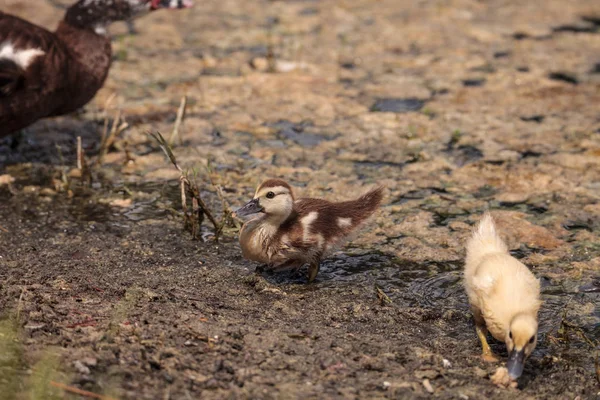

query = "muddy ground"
[1,0,600,399]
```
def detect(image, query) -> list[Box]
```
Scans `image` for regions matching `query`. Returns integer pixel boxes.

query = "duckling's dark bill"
[506,349,525,379]
[234,198,263,217]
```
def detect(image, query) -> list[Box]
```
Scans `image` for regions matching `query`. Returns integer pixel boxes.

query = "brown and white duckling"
[234,179,384,282]
[464,213,542,380]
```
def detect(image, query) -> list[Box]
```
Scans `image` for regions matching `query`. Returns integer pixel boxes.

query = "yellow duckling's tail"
[466,212,508,270]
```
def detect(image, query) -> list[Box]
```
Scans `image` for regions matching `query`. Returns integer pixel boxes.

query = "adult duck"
[0,0,192,137]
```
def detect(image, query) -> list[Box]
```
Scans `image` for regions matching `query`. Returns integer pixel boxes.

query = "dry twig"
[76,136,92,185]
[375,284,392,306]
[149,131,221,240]
[204,159,241,235]
[96,110,129,166]
[50,381,117,400]
[168,96,187,146]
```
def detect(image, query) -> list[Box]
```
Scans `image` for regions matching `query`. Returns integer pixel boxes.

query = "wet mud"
[1,0,600,399]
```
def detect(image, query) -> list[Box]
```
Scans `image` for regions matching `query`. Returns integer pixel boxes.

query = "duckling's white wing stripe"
[337,217,352,228]
[301,211,318,242]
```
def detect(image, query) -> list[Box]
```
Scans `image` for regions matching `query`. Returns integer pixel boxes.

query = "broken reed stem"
[96,110,128,166]
[595,350,600,385]
[50,381,117,400]
[99,93,117,147]
[266,29,277,73]
[168,96,187,147]
[190,182,221,240]
[0,224,8,233]
[77,136,83,170]
[375,284,392,306]
[76,137,92,185]
[216,184,241,231]
[149,131,220,240]
[55,144,69,189]
[203,161,241,233]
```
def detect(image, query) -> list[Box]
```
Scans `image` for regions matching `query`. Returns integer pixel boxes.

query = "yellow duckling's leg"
[307,262,320,283]
[473,308,498,362]
[476,325,499,362]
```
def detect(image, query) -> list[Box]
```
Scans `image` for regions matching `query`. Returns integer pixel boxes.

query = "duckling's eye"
[266,191,275,199]
[509,331,513,340]
[529,336,535,344]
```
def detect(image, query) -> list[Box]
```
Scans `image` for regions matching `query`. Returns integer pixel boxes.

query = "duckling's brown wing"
[0,12,70,136]
[294,187,383,242]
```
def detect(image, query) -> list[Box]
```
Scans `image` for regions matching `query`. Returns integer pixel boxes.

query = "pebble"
[73,360,91,375]
[0,174,15,186]
[81,357,97,367]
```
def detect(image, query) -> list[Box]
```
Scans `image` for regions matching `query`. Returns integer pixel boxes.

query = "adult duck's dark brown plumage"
[0,0,192,138]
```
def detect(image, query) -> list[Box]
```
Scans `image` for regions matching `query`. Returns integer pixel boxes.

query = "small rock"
[442,359,452,368]
[39,188,56,197]
[81,357,97,367]
[415,369,440,379]
[497,192,529,205]
[68,169,82,179]
[24,323,45,331]
[163,372,174,383]
[473,366,487,378]
[23,185,39,193]
[250,57,270,72]
[110,198,132,208]
[186,370,209,384]
[202,54,217,68]
[422,379,434,394]
[490,366,518,388]
[204,378,220,390]
[382,381,391,388]
[28,311,43,320]
[73,360,91,375]
[0,174,15,186]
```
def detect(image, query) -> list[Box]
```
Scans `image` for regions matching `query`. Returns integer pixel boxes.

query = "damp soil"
[1,0,600,399]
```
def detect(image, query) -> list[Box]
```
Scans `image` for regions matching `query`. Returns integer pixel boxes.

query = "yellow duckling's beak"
[234,198,264,218]
[506,348,526,379]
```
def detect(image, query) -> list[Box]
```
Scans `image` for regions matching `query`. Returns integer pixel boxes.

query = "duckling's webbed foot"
[307,262,320,283]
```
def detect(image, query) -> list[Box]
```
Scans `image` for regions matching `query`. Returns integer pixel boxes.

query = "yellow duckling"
[234,179,384,282]
[464,213,542,379]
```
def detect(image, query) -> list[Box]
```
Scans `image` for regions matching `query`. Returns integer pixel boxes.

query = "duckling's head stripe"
[256,179,294,199]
